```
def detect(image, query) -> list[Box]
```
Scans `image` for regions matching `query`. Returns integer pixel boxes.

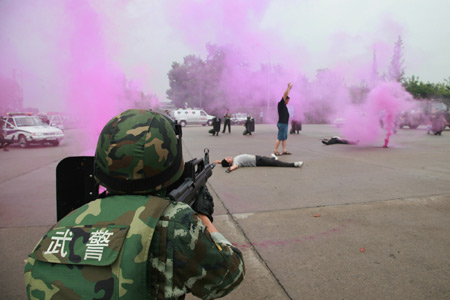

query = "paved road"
[1,124,450,299]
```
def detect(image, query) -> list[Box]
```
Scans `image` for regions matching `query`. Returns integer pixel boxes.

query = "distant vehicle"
[397,110,427,129]
[444,112,450,129]
[37,113,65,131]
[333,117,345,128]
[398,100,449,130]
[429,102,448,113]
[2,113,64,148]
[171,108,215,127]
[231,113,249,125]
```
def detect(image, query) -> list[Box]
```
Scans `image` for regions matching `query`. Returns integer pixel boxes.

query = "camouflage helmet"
[94,109,184,194]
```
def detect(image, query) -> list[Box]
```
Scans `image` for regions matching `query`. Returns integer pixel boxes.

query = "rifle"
[168,148,215,206]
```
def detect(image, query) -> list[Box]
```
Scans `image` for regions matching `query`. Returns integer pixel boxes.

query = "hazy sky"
[1,0,449,112]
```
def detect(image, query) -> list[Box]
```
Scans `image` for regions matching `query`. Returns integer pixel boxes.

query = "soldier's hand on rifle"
[192,186,214,222]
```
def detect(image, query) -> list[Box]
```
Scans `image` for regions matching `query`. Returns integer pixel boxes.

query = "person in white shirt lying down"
[214,154,303,173]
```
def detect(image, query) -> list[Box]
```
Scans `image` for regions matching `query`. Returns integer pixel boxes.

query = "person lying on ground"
[214,154,303,173]
[321,136,358,145]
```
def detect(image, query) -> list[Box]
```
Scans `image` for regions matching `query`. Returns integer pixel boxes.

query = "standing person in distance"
[274,82,293,156]
[0,117,11,151]
[24,109,245,300]
[222,108,232,134]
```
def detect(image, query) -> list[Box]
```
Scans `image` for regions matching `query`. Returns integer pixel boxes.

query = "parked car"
[171,108,215,127]
[37,113,65,131]
[333,117,345,128]
[398,100,448,130]
[231,113,249,125]
[397,110,427,129]
[2,113,64,147]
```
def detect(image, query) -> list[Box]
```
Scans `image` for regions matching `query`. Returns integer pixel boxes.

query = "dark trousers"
[255,155,295,167]
[322,137,350,145]
[222,119,231,133]
[0,135,11,149]
[208,129,219,136]
[0,142,10,149]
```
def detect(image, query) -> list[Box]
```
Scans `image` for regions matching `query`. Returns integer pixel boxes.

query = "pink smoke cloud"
[0,0,162,153]
[60,1,125,150]
[340,81,413,146]
[2,0,423,150]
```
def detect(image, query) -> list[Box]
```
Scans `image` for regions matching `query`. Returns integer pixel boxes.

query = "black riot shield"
[247,118,255,133]
[213,118,221,132]
[56,156,99,221]
[290,120,302,134]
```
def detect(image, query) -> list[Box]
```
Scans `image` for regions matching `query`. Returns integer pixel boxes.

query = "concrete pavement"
[1,124,450,299]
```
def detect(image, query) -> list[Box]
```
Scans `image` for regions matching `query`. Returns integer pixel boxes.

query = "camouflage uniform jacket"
[25,195,245,300]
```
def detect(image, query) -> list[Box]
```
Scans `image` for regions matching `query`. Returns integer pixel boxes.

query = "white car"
[333,117,345,128]
[231,113,249,125]
[37,114,65,131]
[2,114,64,147]
[171,108,215,127]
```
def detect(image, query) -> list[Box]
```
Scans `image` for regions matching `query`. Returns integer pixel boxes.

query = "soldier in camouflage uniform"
[24,109,245,299]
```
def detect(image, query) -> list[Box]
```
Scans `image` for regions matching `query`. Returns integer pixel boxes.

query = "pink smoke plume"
[340,81,413,147]
[61,1,124,151]
[2,0,416,149]
[0,1,161,154]
[165,0,271,52]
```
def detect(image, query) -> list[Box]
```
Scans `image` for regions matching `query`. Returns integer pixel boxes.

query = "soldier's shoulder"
[160,201,196,222]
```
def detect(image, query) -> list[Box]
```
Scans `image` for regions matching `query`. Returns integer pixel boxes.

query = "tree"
[388,36,405,82]
[119,77,159,111]
[166,55,207,109]
[402,76,433,99]
[434,78,450,109]
[402,76,450,109]
[371,48,378,80]
[166,44,243,112]
[0,74,23,115]
[349,83,370,105]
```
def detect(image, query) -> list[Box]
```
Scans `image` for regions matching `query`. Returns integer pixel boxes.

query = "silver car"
[2,114,64,147]
[231,113,249,125]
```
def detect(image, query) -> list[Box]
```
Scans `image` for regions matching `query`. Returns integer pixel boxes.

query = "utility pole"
[253,44,271,121]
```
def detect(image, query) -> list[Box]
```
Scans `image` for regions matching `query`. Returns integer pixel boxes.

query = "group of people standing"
[215,82,304,173]
[209,109,255,136]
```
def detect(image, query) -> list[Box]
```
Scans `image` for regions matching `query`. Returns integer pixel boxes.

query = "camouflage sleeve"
[149,202,245,299]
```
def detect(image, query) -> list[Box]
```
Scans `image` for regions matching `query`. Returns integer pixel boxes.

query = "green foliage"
[402,75,450,109]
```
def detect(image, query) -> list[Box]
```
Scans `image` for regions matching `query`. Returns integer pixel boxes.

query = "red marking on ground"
[232,219,354,251]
